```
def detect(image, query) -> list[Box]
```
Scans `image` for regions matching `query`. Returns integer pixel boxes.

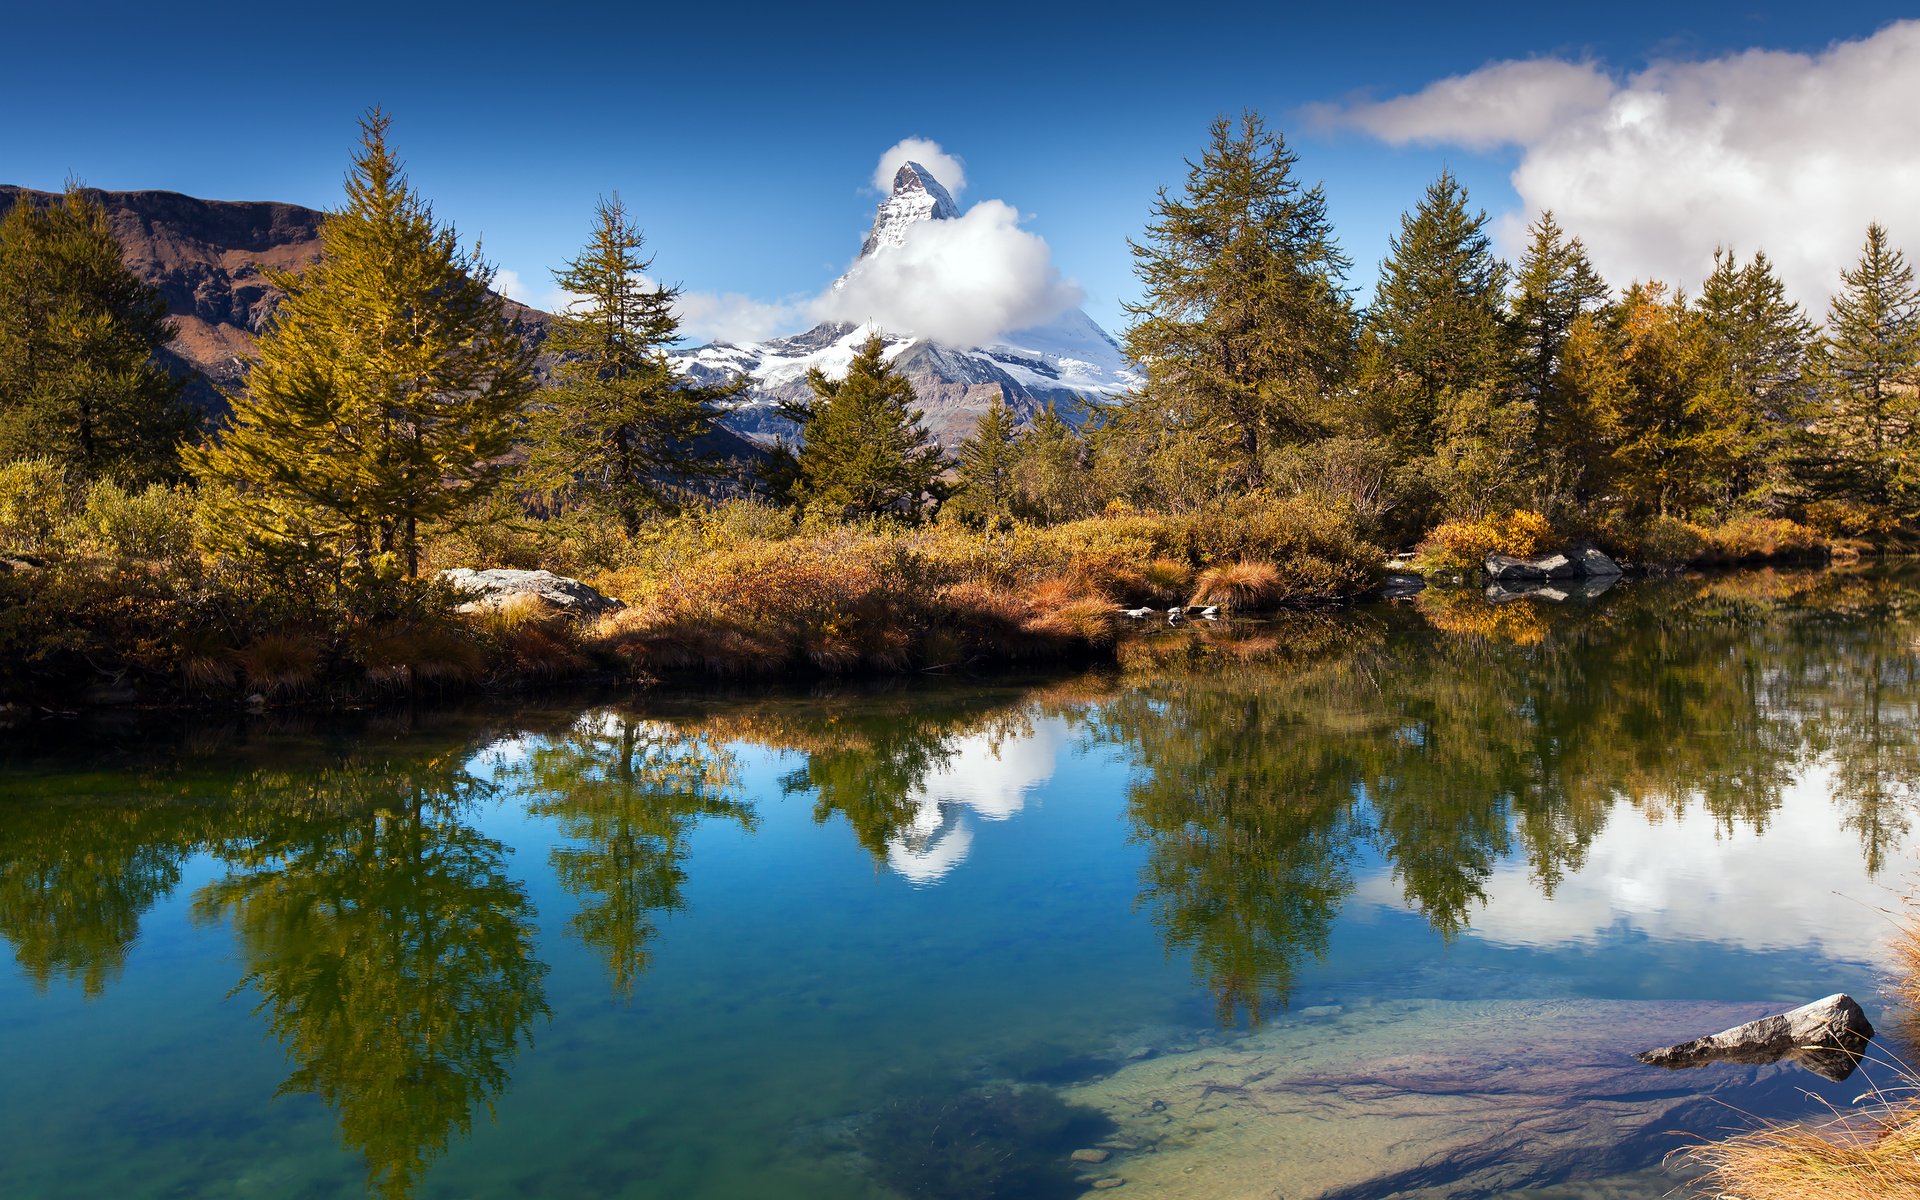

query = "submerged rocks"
[1635,993,1875,1082]
[438,568,624,619]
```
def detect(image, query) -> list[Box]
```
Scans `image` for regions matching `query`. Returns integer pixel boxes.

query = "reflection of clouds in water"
[1357,760,1907,962]
[885,719,1069,885]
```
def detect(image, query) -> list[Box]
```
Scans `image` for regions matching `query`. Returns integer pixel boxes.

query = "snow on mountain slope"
[674,161,1138,448]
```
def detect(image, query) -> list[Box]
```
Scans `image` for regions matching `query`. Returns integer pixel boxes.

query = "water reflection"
[499,711,753,999]
[3,569,1920,1197]
[192,757,549,1200]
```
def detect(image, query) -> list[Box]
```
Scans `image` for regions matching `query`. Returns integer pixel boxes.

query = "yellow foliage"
[1414,510,1553,571]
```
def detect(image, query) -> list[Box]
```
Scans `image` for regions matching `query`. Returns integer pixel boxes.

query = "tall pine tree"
[1808,223,1920,522]
[1509,211,1610,516]
[191,113,536,579]
[1124,112,1353,490]
[789,334,942,519]
[949,396,1023,524]
[1694,248,1814,514]
[1364,172,1522,516]
[529,197,735,534]
[0,186,193,482]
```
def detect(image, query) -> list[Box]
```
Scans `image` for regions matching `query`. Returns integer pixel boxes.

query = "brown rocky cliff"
[0,185,551,412]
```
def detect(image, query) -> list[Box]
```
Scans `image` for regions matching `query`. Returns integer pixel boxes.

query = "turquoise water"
[2,568,1917,1199]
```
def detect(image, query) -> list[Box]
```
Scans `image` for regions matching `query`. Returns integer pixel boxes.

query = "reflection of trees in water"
[502,711,753,999]
[192,757,549,1200]
[1104,570,1920,1023]
[0,801,210,996]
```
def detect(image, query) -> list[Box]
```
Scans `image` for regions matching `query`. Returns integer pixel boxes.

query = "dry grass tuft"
[235,632,324,696]
[1189,561,1284,609]
[1684,910,1920,1199]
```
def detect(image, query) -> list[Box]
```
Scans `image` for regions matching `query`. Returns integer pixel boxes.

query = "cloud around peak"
[872,136,967,198]
[1315,20,1920,306]
[666,138,1080,346]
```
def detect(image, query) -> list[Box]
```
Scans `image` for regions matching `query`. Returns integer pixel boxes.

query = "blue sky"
[6,2,1916,342]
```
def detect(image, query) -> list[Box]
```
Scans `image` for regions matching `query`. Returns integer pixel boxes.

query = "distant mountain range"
[0,169,1138,450]
[674,161,1139,446]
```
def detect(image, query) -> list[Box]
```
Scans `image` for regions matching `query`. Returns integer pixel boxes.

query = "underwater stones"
[1634,993,1875,1083]
[1071,1148,1111,1164]
[1090,1177,1126,1189]
[438,568,624,618]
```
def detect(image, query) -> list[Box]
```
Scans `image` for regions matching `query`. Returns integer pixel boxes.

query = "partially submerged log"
[1634,993,1874,1082]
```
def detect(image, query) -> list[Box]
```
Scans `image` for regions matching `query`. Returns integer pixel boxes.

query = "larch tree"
[0,185,193,482]
[530,196,736,535]
[1124,111,1354,491]
[790,334,943,519]
[190,112,536,580]
[1809,223,1920,522]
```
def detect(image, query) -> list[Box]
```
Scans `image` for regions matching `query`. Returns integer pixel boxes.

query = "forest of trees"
[1,109,1917,698]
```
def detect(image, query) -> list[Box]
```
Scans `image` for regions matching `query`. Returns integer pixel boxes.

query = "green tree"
[1509,211,1610,515]
[787,334,942,519]
[1694,248,1815,514]
[948,396,1023,523]
[1361,173,1524,518]
[0,186,193,482]
[530,197,735,534]
[1364,172,1513,454]
[1808,223,1920,523]
[1017,403,1101,521]
[1124,112,1354,490]
[1563,281,1718,518]
[190,112,536,578]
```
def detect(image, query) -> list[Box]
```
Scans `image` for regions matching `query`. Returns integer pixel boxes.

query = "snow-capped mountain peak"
[858,161,960,258]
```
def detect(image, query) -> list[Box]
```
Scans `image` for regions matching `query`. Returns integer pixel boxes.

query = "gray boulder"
[438,568,624,619]
[1485,552,1582,582]
[1634,993,1874,1082]
[1572,546,1623,577]
[1379,571,1427,598]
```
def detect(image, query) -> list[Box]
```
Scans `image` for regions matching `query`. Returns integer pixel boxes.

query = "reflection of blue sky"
[1354,759,1909,964]
[883,717,1074,885]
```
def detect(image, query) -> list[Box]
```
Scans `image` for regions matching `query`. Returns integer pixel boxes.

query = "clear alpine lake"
[4,567,1918,1199]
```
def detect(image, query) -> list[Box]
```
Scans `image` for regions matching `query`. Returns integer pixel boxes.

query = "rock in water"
[1635,993,1874,1082]
[1572,545,1623,577]
[438,568,624,619]
[1485,552,1582,581]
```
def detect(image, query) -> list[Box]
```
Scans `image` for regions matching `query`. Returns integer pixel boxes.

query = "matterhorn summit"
[856,161,959,260]
[675,160,1138,446]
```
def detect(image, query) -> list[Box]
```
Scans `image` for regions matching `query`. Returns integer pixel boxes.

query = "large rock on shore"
[438,568,624,619]
[1635,993,1874,1083]
[1485,546,1622,582]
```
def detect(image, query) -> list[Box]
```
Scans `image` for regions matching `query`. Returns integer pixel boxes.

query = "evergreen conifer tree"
[950,396,1022,523]
[1694,248,1815,513]
[1364,172,1523,515]
[529,197,734,534]
[1509,211,1610,516]
[1809,223,1920,520]
[791,334,942,519]
[1124,112,1354,490]
[190,113,536,579]
[0,186,193,482]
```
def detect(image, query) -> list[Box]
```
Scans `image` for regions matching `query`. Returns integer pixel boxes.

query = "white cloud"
[673,290,812,344]
[813,199,1084,347]
[1321,21,1920,308]
[872,136,966,198]
[1311,59,1615,151]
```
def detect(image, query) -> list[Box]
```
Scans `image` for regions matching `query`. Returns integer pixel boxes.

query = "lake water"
[3,568,1918,1199]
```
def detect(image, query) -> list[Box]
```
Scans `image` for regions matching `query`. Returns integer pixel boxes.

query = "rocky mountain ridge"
[674,161,1139,447]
